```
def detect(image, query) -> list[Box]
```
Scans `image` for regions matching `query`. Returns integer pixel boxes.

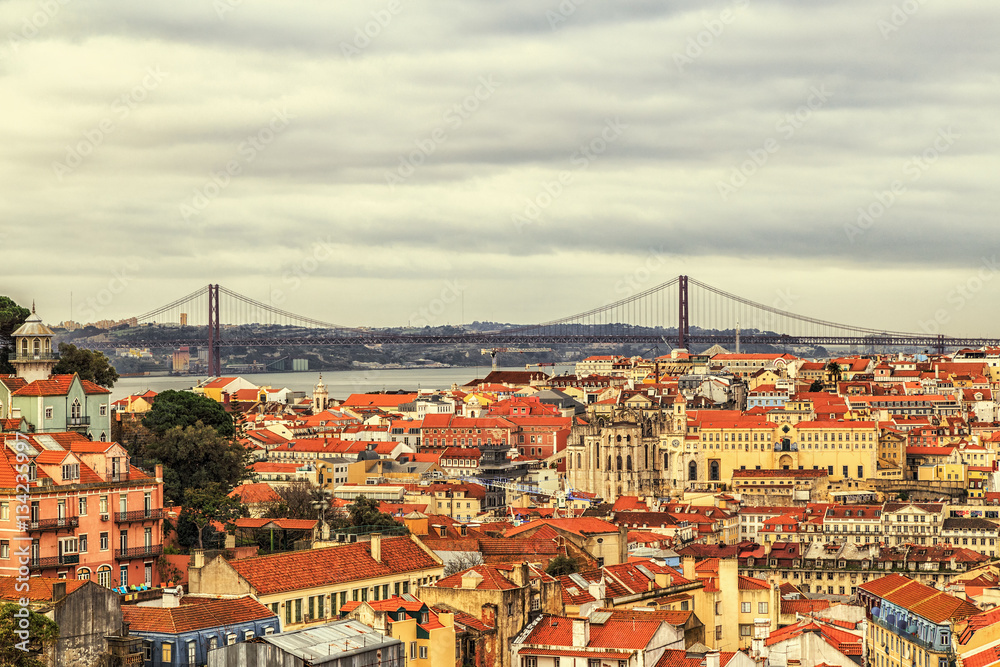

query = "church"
[0,306,113,440]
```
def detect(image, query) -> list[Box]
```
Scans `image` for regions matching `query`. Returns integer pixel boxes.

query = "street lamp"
[311,489,333,540]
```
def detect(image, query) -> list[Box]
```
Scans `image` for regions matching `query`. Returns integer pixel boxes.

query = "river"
[109,365,543,402]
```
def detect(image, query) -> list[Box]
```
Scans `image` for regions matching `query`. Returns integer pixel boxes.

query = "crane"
[480,347,552,371]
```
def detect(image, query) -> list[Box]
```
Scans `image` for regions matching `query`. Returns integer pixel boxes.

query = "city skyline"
[2,1,998,335]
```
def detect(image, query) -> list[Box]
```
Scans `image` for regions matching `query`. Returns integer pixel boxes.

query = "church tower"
[312,374,329,413]
[10,304,59,383]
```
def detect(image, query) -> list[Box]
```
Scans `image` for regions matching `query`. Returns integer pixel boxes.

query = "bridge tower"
[678,275,689,350]
[207,284,221,376]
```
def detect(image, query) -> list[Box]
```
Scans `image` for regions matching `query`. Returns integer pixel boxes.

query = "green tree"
[51,343,121,388]
[0,602,60,667]
[826,360,843,386]
[0,296,30,375]
[808,379,825,393]
[545,555,580,577]
[142,422,250,503]
[180,483,246,550]
[346,495,403,531]
[142,390,235,438]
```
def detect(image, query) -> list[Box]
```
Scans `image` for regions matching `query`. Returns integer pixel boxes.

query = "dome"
[12,309,55,338]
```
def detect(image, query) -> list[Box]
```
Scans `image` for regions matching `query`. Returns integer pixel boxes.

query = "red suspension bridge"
[81,278,995,375]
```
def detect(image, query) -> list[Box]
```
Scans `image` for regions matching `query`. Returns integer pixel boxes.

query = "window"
[100,533,109,551]
[100,404,108,416]
[0,502,6,521]
[100,495,108,514]
[161,643,173,663]
[97,566,111,587]
[716,625,723,640]
[79,497,87,516]
[227,633,237,645]
[420,646,428,660]
[0,541,8,559]
[209,637,218,650]
[245,630,254,640]
[741,602,751,613]
[523,658,537,667]
[759,602,768,614]
[411,642,418,660]
[741,624,752,636]
[78,568,90,580]
[187,641,196,664]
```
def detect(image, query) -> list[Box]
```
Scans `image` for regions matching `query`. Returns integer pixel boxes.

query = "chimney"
[572,618,589,647]
[162,586,181,608]
[707,651,721,667]
[371,533,382,562]
[52,581,66,602]
[155,464,163,483]
[193,549,205,568]
[682,555,695,580]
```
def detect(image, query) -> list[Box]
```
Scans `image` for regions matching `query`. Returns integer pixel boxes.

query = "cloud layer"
[1,0,997,335]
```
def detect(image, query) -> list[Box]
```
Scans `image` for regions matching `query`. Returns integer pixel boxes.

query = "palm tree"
[826,360,843,387]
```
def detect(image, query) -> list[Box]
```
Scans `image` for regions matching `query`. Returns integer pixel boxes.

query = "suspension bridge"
[79,278,997,375]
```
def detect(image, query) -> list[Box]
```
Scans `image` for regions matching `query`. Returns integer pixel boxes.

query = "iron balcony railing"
[114,509,163,523]
[26,516,80,532]
[67,416,91,426]
[115,544,163,560]
[27,553,80,570]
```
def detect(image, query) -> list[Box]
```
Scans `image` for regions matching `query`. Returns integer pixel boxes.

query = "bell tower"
[312,374,329,413]
[10,304,59,383]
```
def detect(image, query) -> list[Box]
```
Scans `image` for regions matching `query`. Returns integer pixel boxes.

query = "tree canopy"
[545,554,580,577]
[140,422,249,504]
[142,390,235,437]
[179,483,246,550]
[343,495,403,531]
[51,343,120,388]
[0,603,60,667]
[0,296,30,375]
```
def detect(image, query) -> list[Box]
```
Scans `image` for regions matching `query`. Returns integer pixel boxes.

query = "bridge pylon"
[208,284,221,375]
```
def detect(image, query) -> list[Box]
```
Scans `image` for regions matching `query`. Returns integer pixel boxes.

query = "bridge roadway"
[80,333,1000,350]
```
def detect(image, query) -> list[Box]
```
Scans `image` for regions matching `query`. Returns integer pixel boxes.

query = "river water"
[110,365,537,403]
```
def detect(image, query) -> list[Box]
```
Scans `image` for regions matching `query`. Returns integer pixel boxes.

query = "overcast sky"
[1,0,997,336]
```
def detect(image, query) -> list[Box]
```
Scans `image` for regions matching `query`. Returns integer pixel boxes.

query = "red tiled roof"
[0,575,88,601]
[859,574,980,623]
[229,536,440,595]
[655,650,739,667]
[434,565,519,591]
[122,596,276,634]
[505,517,619,538]
[11,374,110,396]
[229,483,281,504]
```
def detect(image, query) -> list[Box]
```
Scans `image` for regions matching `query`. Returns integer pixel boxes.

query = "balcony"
[115,509,164,524]
[105,470,130,483]
[28,553,81,570]
[67,416,91,427]
[12,352,59,362]
[26,516,80,532]
[115,545,163,560]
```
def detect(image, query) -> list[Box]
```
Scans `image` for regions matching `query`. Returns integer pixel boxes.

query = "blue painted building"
[122,595,279,666]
